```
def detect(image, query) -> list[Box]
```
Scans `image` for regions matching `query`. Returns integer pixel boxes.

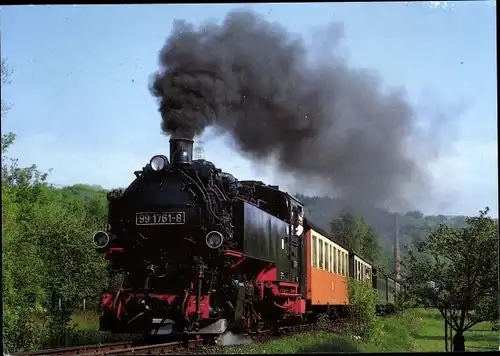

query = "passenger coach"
[303,219,401,312]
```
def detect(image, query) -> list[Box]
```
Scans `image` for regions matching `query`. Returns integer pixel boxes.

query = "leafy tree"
[2,157,109,351]
[1,57,15,160]
[1,57,13,116]
[34,194,108,346]
[330,212,381,264]
[1,58,109,351]
[379,248,394,276]
[402,207,499,351]
[405,210,424,220]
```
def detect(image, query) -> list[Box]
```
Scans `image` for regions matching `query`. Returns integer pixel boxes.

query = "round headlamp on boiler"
[150,155,169,171]
[205,231,224,249]
[92,231,111,249]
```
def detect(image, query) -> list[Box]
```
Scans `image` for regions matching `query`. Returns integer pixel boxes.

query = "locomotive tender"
[93,138,401,339]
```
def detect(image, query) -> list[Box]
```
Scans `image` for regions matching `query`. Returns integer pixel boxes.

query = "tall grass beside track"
[21,311,139,351]
[66,311,141,347]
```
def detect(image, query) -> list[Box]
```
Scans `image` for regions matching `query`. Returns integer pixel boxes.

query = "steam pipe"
[196,264,204,322]
[181,289,189,318]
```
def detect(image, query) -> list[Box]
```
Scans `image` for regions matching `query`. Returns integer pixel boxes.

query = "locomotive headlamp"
[150,155,168,171]
[205,231,224,249]
[92,231,110,249]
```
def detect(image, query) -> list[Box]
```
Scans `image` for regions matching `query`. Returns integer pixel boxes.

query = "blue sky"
[1,2,497,217]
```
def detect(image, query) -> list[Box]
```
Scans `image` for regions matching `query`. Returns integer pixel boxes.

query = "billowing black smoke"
[150,8,443,210]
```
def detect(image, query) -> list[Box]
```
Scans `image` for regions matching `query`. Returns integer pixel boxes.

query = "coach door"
[289,202,305,292]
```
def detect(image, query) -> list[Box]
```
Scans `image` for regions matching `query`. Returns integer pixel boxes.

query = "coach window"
[337,250,341,275]
[312,235,317,267]
[340,253,344,276]
[334,249,338,274]
[366,267,372,281]
[332,247,335,273]
[325,243,330,271]
[345,253,348,276]
[328,245,333,272]
[324,242,327,270]
[340,254,344,276]
[329,245,333,272]
[344,253,348,276]
[335,248,338,274]
[319,240,324,269]
[327,245,331,272]
[334,248,340,274]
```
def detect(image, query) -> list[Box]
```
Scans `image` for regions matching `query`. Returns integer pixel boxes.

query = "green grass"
[412,308,498,352]
[70,311,100,331]
[224,312,418,354]
[67,311,141,347]
[222,331,359,354]
[225,308,499,353]
[27,311,138,349]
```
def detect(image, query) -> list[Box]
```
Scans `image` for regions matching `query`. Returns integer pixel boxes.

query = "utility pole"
[394,213,401,280]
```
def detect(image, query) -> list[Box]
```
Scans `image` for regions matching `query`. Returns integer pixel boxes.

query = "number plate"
[136,212,185,225]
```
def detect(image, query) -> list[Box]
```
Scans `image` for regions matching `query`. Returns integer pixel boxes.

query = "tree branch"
[463,319,482,332]
[438,306,460,330]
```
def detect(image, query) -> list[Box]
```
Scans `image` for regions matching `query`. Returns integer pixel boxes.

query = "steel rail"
[12,341,136,356]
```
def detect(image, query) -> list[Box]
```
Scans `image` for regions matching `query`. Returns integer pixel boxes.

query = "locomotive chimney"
[169,138,194,165]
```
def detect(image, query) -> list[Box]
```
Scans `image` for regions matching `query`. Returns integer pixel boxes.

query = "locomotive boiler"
[93,138,307,339]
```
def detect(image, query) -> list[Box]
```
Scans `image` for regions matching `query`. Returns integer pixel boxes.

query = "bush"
[345,278,379,337]
[3,307,45,352]
[366,310,421,351]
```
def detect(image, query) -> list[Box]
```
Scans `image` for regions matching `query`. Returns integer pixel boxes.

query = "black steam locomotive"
[94,138,307,340]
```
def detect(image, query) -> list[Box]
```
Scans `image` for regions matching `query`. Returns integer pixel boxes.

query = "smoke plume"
[150,8,447,210]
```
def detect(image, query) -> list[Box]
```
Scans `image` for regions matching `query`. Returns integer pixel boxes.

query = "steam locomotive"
[93,138,401,341]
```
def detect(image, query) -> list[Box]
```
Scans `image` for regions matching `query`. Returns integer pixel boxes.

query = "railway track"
[11,315,340,356]
[12,341,135,356]
[12,339,204,356]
